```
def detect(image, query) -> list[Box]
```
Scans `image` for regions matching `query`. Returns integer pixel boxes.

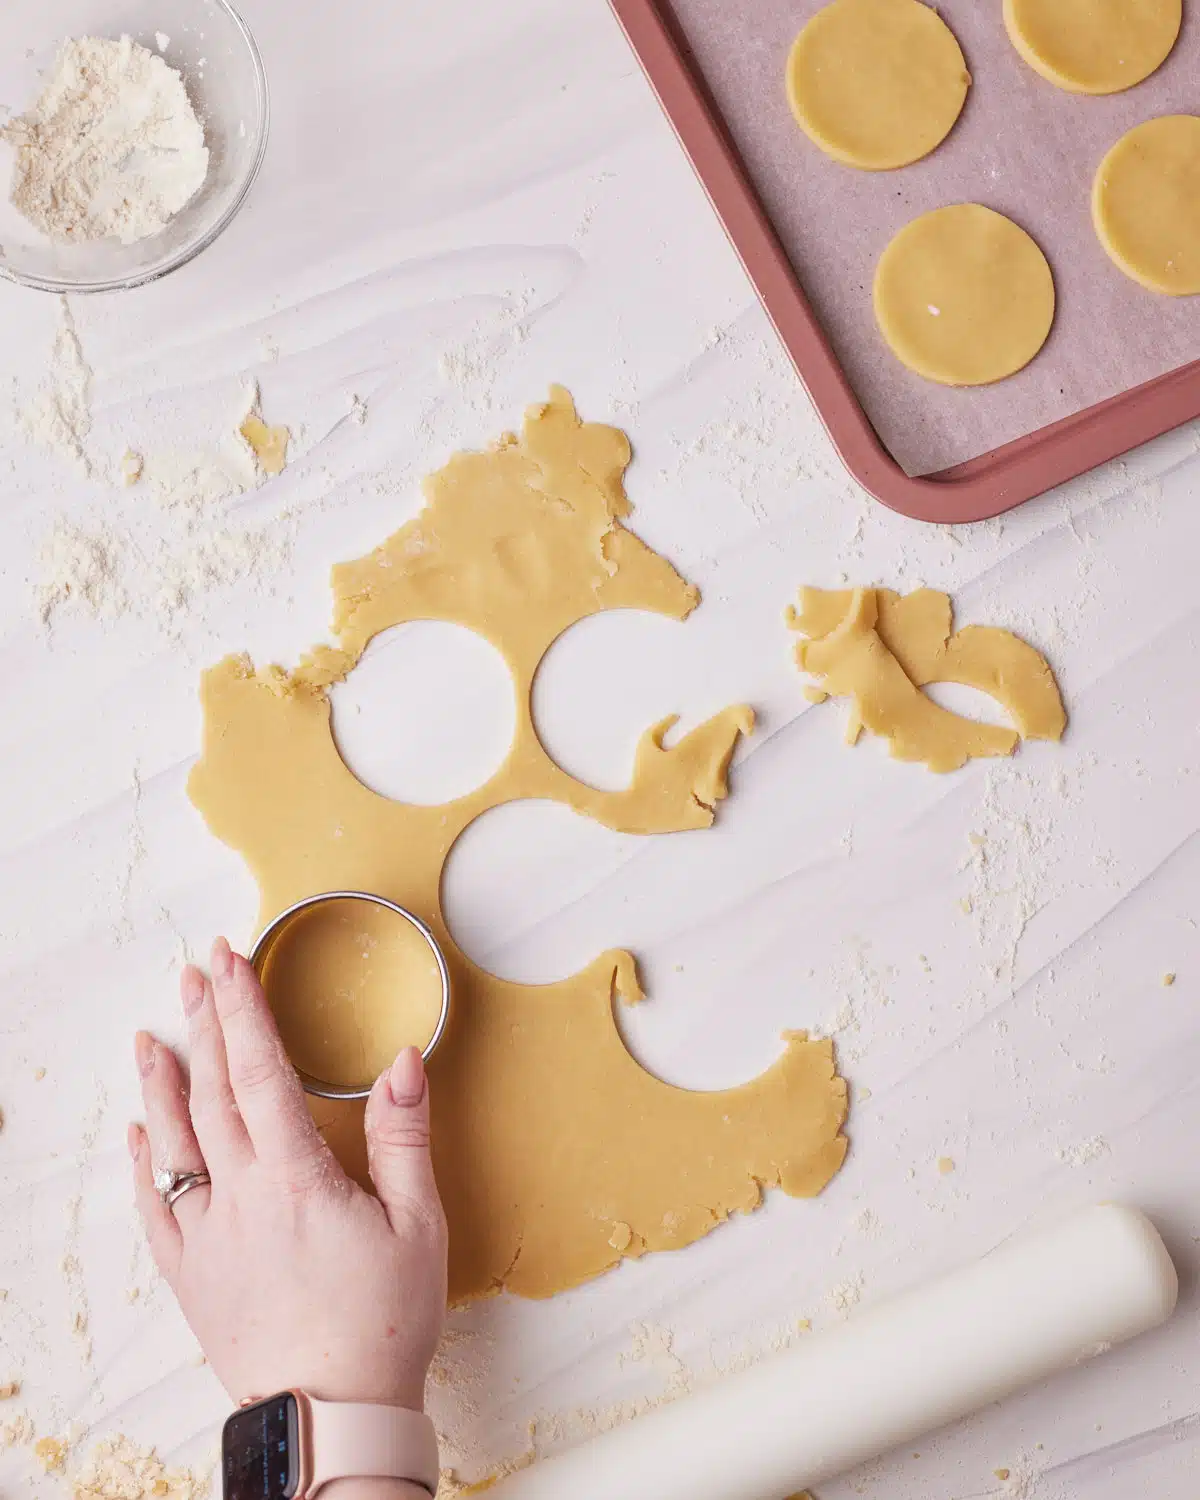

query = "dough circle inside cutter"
[785,0,970,171]
[1003,0,1181,95]
[1092,115,1200,295]
[873,204,1055,386]
[256,895,447,1091]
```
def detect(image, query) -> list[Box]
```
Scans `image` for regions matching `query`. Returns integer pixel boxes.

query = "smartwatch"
[221,1391,440,1499]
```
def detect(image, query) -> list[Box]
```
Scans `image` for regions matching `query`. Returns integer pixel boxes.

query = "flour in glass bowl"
[0,35,209,245]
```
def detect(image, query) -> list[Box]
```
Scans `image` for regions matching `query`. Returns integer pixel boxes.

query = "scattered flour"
[73,1433,209,1500]
[1,1408,35,1449]
[2,37,208,245]
[21,304,294,632]
[1055,1135,1109,1168]
[829,1272,864,1315]
[1,1417,209,1500]
[18,299,94,478]
[991,1450,1063,1499]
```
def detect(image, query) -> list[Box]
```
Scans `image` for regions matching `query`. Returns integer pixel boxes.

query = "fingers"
[364,1049,447,1244]
[181,965,251,1175]
[129,1123,181,1282]
[135,1031,209,1229]
[208,938,329,1183]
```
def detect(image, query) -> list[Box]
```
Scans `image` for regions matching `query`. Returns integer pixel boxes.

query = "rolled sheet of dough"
[785,0,970,171]
[1093,115,1200,295]
[189,389,849,1303]
[1003,0,1181,95]
[873,205,1055,386]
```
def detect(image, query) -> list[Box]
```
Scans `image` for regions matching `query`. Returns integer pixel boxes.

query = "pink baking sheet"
[662,0,1200,476]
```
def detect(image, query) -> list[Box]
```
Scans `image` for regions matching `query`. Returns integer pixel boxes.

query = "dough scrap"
[786,0,969,171]
[190,388,849,1303]
[1092,115,1200,295]
[1004,0,1180,95]
[240,411,290,477]
[789,586,1066,773]
[873,205,1055,385]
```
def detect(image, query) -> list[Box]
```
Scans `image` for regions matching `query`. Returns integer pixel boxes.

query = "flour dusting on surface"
[20,308,295,632]
[17,299,94,478]
[1054,1135,1110,1168]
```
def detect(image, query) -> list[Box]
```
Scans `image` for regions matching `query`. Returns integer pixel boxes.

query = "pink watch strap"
[306,1396,439,1496]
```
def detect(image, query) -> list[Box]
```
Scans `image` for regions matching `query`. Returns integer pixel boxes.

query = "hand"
[128,938,448,1413]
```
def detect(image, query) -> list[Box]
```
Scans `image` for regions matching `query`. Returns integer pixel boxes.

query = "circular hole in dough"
[1092,115,1200,294]
[330,620,516,806]
[1003,0,1181,95]
[785,0,970,171]
[873,204,1056,386]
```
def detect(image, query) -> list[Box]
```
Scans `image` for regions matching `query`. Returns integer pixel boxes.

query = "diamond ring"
[153,1166,212,1211]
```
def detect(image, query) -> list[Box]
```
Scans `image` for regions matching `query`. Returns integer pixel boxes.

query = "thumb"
[364,1047,444,1235]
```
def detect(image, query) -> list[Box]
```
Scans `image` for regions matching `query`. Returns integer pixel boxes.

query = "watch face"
[222,1393,300,1500]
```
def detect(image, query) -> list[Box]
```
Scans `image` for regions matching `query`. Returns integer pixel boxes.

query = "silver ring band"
[249,891,453,1103]
[154,1167,212,1210]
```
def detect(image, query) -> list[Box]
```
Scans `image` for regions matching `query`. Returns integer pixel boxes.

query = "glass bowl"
[0,0,268,293]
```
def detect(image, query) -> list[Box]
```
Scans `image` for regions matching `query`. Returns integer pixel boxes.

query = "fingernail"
[181,966,206,1018]
[127,1123,142,1160]
[388,1047,425,1107]
[135,1032,157,1079]
[211,937,234,982]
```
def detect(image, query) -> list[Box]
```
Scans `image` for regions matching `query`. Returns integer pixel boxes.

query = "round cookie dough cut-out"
[1003,0,1181,95]
[786,0,970,171]
[873,205,1055,386]
[1093,115,1200,294]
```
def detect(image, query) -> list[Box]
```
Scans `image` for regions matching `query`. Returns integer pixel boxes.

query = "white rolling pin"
[487,1203,1176,1500]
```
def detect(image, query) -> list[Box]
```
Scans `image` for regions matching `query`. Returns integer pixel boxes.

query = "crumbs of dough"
[34,1436,68,1472]
[240,412,290,479]
[74,1433,209,1500]
[1,1408,34,1449]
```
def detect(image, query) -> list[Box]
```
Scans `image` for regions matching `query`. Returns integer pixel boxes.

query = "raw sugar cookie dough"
[190,388,850,1304]
[1004,0,1181,95]
[1093,115,1200,294]
[786,0,970,170]
[873,204,1055,385]
[789,586,1066,774]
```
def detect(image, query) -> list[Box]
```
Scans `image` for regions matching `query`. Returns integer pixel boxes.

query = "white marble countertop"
[1,0,1198,1496]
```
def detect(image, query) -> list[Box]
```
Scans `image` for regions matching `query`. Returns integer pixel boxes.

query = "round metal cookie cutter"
[249,891,452,1102]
